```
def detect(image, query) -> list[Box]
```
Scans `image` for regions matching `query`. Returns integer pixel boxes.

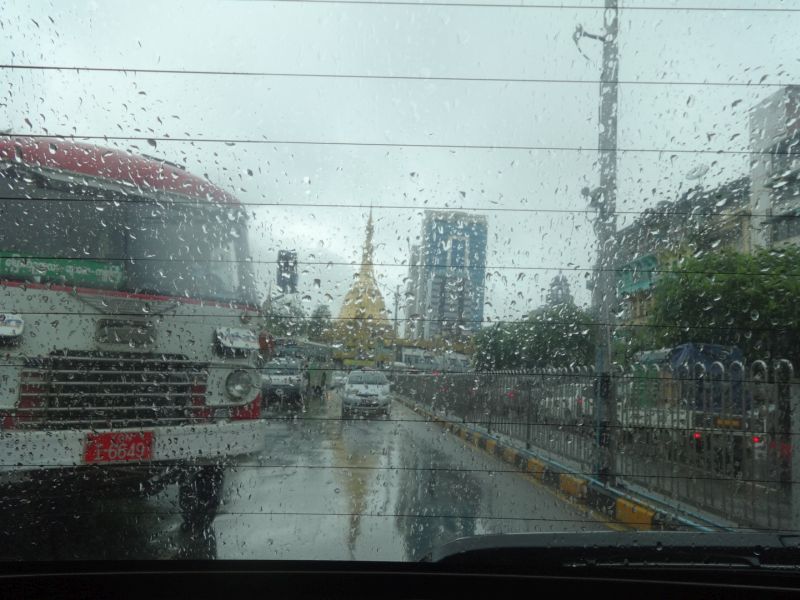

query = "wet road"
[0,392,610,561]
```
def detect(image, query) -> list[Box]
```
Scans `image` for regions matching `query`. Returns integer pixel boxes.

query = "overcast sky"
[2,0,799,331]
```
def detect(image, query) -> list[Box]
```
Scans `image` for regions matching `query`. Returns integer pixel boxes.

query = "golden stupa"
[336,210,394,359]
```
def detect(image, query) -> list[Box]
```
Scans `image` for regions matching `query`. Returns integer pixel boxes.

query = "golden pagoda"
[336,210,395,365]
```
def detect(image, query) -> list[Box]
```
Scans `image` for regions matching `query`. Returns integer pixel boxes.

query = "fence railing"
[393,360,797,531]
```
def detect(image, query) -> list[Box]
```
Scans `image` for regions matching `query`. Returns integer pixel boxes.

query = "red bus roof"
[0,136,239,205]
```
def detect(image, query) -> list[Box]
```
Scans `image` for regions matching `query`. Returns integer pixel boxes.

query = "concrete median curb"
[400,397,732,532]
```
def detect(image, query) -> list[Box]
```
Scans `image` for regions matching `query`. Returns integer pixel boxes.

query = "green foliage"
[474,302,596,370]
[648,247,800,363]
[307,304,333,341]
[613,327,660,365]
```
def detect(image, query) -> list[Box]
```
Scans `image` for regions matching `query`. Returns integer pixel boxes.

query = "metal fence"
[394,360,797,531]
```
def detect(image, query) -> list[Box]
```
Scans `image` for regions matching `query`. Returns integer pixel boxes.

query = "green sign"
[618,254,658,296]
[0,253,125,288]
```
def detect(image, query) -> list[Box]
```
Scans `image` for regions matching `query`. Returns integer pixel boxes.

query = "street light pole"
[577,0,619,485]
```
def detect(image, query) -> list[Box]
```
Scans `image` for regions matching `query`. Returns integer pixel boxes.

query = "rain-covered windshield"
[2,0,800,568]
[348,372,389,386]
[264,359,301,375]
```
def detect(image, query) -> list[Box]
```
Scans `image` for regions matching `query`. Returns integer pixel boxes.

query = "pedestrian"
[320,370,328,403]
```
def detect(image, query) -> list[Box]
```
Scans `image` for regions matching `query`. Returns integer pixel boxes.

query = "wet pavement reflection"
[0,392,608,561]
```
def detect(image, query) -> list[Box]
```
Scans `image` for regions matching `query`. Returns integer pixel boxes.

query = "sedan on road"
[261,357,304,411]
[341,370,391,419]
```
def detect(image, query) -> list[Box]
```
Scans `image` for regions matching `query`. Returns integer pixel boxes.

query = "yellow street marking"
[513,470,627,532]
[559,474,588,499]
[526,458,545,480]
[502,447,517,464]
[616,498,655,530]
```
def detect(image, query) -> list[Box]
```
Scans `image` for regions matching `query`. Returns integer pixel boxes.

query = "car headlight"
[226,370,254,399]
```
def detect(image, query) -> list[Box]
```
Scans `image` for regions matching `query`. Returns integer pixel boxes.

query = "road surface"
[0,392,611,560]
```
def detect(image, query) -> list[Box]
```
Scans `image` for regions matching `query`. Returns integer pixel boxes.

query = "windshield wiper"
[427,532,800,571]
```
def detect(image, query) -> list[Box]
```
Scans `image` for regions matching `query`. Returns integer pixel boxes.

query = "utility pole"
[576,0,619,485]
[393,285,400,338]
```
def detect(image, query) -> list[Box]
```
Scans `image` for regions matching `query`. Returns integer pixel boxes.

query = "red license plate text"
[84,432,154,464]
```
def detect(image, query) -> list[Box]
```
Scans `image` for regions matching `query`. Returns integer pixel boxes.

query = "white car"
[331,371,349,389]
[341,370,392,419]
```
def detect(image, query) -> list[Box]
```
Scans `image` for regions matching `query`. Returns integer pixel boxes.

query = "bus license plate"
[84,432,154,464]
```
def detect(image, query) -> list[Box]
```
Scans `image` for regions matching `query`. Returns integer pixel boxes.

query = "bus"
[395,346,471,374]
[0,137,266,528]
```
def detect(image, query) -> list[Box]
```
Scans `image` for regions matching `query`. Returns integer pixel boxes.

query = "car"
[261,357,304,410]
[341,370,392,419]
[330,371,348,389]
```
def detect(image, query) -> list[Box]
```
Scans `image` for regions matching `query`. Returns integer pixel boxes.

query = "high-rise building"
[404,211,488,340]
[404,244,423,338]
[749,85,800,248]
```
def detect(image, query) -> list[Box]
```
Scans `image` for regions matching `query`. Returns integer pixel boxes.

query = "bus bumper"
[0,419,266,486]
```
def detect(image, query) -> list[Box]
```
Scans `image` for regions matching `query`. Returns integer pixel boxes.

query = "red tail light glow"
[692,432,702,440]
[752,436,762,444]
[231,394,262,421]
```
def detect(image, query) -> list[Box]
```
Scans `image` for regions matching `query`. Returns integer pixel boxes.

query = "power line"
[0,361,791,379]
[0,196,769,220]
[3,459,796,485]
[0,507,620,525]
[235,0,800,14]
[7,508,799,534]
[2,254,799,279]
[4,132,779,156]
[0,309,796,334]
[1,63,793,88]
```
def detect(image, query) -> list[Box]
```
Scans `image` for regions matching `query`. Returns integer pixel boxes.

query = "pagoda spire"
[360,206,374,273]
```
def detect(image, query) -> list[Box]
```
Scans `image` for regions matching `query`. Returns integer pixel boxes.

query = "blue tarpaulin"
[667,343,747,413]
[668,343,744,372]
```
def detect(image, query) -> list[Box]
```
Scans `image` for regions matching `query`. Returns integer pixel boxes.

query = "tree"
[474,302,596,370]
[648,247,800,363]
[307,304,333,341]
[262,300,307,338]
